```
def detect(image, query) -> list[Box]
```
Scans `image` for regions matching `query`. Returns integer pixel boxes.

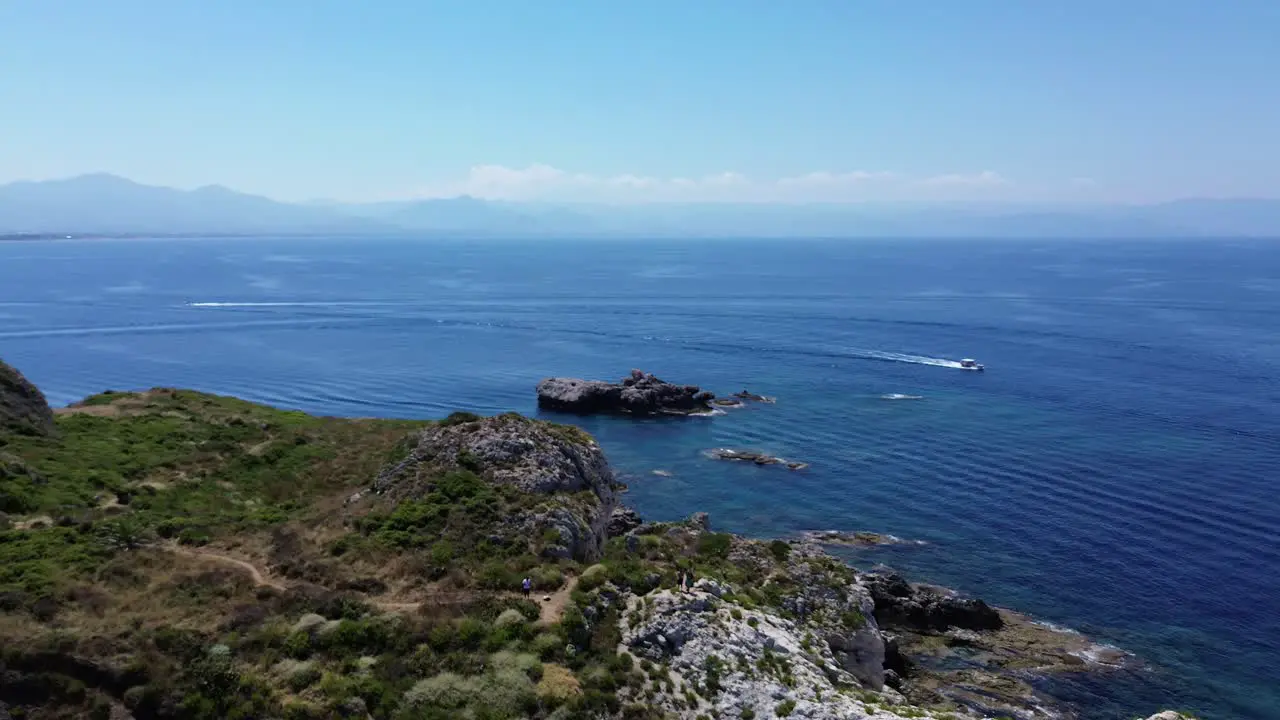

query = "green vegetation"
[0,384,1035,720]
[0,389,666,719]
[775,699,796,716]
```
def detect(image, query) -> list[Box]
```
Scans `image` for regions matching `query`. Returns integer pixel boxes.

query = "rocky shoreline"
[0,360,1188,720]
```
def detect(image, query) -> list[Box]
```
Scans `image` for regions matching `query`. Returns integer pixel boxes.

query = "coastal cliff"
[0,360,1190,720]
[0,359,56,437]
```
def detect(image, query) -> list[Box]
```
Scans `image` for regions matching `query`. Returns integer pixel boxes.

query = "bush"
[578,563,609,591]
[493,608,526,628]
[768,540,791,562]
[283,631,312,659]
[455,617,489,650]
[439,412,482,427]
[287,665,321,692]
[697,532,733,558]
[535,663,582,706]
[840,609,865,630]
[531,632,564,660]
[319,618,393,658]
[532,565,565,591]
[401,672,477,711]
[491,651,542,680]
[741,709,757,719]
[775,699,796,717]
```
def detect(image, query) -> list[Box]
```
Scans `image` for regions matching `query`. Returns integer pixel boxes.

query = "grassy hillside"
[0,390,824,720]
[1,387,1168,720]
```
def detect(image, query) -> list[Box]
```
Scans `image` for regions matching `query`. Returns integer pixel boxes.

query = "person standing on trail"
[521,577,532,598]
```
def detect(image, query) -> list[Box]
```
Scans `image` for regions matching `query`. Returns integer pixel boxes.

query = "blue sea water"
[1,237,1277,720]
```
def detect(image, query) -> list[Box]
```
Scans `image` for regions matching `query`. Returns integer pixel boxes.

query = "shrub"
[400,672,476,712]
[775,699,796,717]
[536,664,582,706]
[493,608,526,628]
[559,605,590,647]
[696,532,733,558]
[491,651,543,680]
[455,617,489,650]
[283,631,312,659]
[768,540,791,562]
[531,632,564,660]
[741,709,757,719]
[439,412,482,427]
[319,618,393,658]
[578,563,609,591]
[287,665,321,692]
[532,565,565,591]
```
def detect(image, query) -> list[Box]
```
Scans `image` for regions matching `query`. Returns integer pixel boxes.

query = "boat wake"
[881,393,924,401]
[835,347,974,369]
[186,301,384,308]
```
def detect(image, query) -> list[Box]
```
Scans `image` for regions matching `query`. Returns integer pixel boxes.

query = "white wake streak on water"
[839,347,968,369]
[187,301,387,308]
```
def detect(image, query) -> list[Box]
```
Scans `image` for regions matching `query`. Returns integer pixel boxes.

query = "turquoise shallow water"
[1,237,1277,719]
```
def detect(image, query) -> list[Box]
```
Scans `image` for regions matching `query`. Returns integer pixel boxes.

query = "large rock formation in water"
[0,359,55,437]
[863,571,1004,632]
[536,369,716,416]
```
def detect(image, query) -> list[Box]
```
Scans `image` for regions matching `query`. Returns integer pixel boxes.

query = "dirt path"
[157,543,579,623]
[162,544,287,591]
[537,575,579,625]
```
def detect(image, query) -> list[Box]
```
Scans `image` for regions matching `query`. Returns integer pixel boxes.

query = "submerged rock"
[0,359,56,437]
[802,530,928,548]
[706,448,808,470]
[731,389,776,403]
[536,369,716,416]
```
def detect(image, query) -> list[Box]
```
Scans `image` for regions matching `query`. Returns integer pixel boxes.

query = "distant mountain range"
[2,173,1279,238]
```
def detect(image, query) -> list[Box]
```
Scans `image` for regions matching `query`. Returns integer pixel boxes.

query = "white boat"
[959,358,985,371]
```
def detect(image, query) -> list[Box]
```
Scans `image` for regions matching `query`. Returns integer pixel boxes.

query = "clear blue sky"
[3,0,1277,203]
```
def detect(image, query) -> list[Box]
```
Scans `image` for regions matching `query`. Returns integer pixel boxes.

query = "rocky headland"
[0,359,56,437]
[0,358,1189,720]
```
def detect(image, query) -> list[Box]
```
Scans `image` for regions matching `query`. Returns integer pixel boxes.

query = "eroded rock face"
[374,413,614,497]
[778,548,886,690]
[607,506,643,537]
[0,359,55,437]
[367,413,618,561]
[536,369,716,416]
[621,589,922,719]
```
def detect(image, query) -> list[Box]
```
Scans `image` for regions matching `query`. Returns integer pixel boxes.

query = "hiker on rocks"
[521,577,532,597]
[677,571,686,593]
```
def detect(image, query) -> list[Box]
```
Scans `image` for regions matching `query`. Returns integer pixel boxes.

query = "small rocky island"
[536,369,717,416]
[706,447,809,470]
